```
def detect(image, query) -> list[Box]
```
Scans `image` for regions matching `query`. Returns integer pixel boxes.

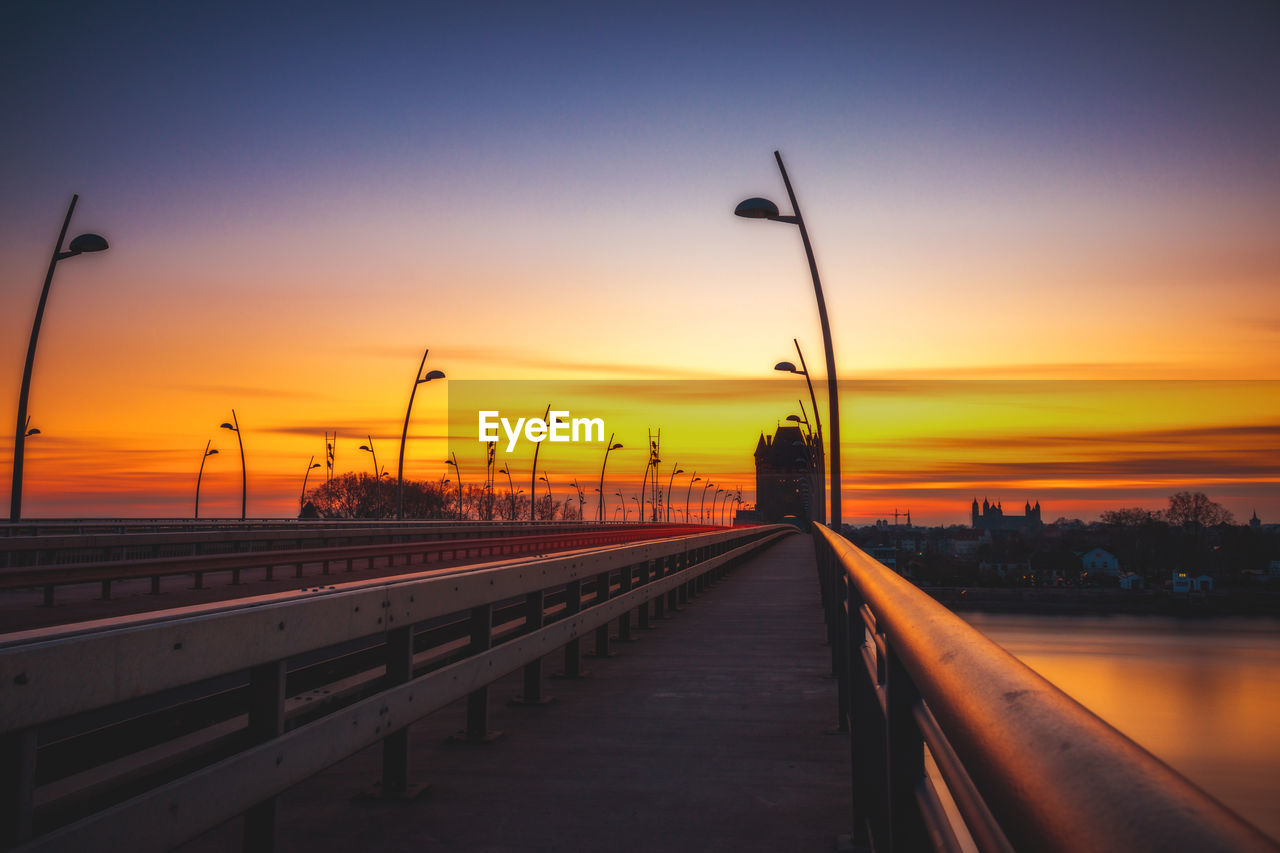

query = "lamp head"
[25,428,40,437]
[786,415,802,423]
[68,233,109,254]
[675,468,684,475]
[220,422,236,431]
[611,443,623,450]
[422,369,446,382]
[359,445,371,452]
[207,448,219,456]
[734,197,780,219]
[309,462,321,469]
[774,361,798,373]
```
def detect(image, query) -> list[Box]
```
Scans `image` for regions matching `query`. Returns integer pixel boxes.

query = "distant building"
[1080,548,1119,576]
[971,498,1043,535]
[1172,571,1214,593]
[1119,572,1144,590]
[1250,510,1262,530]
[754,425,824,523]
[979,560,1030,580]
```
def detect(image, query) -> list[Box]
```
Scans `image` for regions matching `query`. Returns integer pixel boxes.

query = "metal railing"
[0,524,792,851]
[0,525,712,607]
[0,520,671,567]
[811,523,1276,853]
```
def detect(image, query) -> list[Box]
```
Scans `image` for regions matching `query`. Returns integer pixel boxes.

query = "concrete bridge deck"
[180,532,850,852]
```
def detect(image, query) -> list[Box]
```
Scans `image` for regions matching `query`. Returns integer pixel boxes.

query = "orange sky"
[2,5,1278,523]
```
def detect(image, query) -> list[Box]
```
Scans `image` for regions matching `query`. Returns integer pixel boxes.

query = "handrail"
[811,523,1276,853]
[0,525,792,850]
[0,520,673,566]
[0,525,711,608]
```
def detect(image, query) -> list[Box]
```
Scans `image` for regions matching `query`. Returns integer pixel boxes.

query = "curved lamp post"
[775,337,825,523]
[685,473,699,523]
[700,481,714,524]
[498,464,516,520]
[712,488,724,526]
[445,452,463,520]
[617,490,628,522]
[219,411,247,520]
[194,442,218,519]
[738,153,841,529]
[358,437,379,479]
[10,195,109,522]
[597,434,623,521]
[397,348,445,520]
[665,464,683,522]
[300,457,321,511]
[570,478,586,521]
[529,405,552,521]
[538,471,552,519]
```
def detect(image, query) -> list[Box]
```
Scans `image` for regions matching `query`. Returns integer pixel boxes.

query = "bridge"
[1,522,1274,852]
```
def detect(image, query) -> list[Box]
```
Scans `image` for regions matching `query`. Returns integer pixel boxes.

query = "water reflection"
[961,614,1280,841]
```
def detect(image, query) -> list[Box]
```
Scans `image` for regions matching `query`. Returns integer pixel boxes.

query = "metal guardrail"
[0,525,712,606]
[0,520,661,567]
[811,523,1276,852]
[0,524,792,850]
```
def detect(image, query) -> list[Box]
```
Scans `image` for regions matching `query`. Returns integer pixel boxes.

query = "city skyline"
[2,2,1277,522]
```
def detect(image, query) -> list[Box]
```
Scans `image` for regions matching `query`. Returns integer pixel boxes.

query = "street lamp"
[597,434,623,522]
[397,347,445,520]
[445,452,463,520]
[194,442,218,519]
[358,436,379,479]
[701,481,715,524]
[570,478,587,521]
[738,152,842,529]
[9,195,109,522]
[685,473,700,523]
[300,457,321,512]
[219,411,247,520]
[528,405,556,521]
[775,337,825,523]
[713,487,724,526]
[617,490,628,522]
[498,464,516,519]
[665,464,683,522]
[538,471,552,519]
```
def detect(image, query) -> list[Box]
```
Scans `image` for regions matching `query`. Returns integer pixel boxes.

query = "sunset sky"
[1,2,1277,522]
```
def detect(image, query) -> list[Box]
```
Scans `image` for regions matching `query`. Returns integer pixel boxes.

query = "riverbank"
[925,586,1280,616]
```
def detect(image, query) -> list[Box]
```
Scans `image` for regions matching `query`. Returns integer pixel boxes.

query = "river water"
[959,613,1280,842]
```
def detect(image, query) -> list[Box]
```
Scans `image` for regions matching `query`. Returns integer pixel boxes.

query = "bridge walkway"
[180,533,850,852]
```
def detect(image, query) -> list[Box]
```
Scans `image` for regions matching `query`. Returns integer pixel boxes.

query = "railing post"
[457,604,500,742]
[636,560,651,629]
[653,555,667,619]
[556,579,588,678]
[885,643,928,851]
[512,590,551,704]
[834,573,851,733]
[677,550,690,606]
[845,575,877,849]
[0,729,36,846]
[617,563,634,642]
[589,571,614,658]
[243,660,285,853]
[369,625,426,799]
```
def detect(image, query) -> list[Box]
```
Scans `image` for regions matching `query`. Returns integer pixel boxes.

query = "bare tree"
[1100,507,1165,526]
[1166,491,1234,528]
